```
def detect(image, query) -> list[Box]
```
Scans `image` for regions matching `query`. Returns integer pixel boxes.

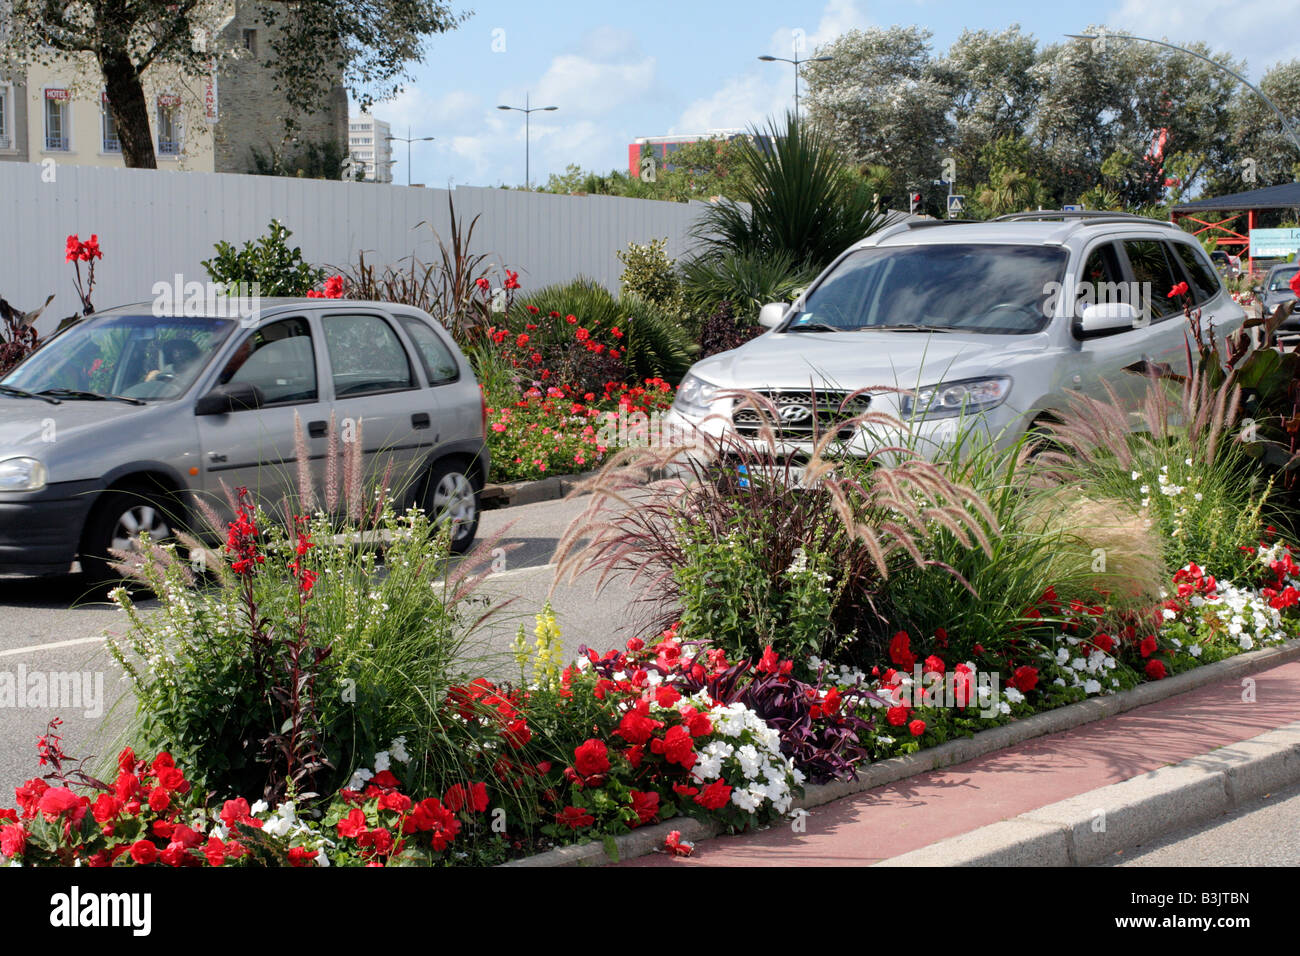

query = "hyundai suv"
[0,299,488,582]
[667,211,1244,458]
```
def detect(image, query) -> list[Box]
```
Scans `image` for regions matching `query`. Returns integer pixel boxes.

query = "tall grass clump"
[552,388,995,670]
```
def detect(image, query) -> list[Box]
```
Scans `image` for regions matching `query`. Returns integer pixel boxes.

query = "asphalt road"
[1100,780,1300,867]
[0,491,648,798]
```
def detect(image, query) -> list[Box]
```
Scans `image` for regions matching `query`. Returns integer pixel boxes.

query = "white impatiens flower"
[346,767,374,791]
[388,736,410,764]
[249,799,269,816]
[1004,687,1025,704]
[1162,608,1177,620]
[373,751,391,773]
[1083,679,1102,695]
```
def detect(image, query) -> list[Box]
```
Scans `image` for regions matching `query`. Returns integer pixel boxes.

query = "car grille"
[731,389,871,441]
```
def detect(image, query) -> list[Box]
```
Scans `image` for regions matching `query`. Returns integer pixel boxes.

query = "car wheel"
[80,488,176,590]
[423,459,480,554]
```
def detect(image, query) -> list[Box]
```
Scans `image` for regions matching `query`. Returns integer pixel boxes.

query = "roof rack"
[871,217,981,242]
[993,210,1177,228]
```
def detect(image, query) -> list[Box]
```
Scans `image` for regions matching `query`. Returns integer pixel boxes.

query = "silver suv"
[0,299,488,582]
[667,211,1244,457]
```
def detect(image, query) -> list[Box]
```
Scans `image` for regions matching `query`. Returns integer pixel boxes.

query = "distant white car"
[667,211,1244,458]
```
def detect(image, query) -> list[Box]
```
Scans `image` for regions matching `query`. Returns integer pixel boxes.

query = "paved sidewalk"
[625,659,1300,867]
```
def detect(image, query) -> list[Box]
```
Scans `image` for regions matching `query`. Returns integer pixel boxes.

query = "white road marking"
[0,635,108,658]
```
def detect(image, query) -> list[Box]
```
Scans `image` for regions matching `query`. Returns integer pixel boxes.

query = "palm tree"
[688,112,887,274]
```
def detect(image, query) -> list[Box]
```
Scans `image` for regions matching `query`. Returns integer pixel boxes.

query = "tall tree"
[0,1,466,168]
[802,26,955,205]
[938,25,1043,191]
[1212,59,1300,195]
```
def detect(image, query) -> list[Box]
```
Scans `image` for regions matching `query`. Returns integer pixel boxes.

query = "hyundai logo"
[778,403,814,423]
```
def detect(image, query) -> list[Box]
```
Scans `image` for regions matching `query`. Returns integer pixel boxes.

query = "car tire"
[422,458,481,554]
[79,486,178,591]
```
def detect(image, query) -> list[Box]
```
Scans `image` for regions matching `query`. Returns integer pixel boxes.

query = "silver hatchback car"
[0,299,489,583]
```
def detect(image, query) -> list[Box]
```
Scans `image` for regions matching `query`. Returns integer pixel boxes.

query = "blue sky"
[363,0,1300,189]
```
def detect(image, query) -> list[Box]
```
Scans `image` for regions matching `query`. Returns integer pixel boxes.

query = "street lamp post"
[1066,33,1300,163]
[497,93,558,190]
[758,53,834,115]
[383,127,435,187]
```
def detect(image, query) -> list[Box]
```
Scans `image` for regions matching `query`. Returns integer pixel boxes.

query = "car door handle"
[411,412,431,429]
[307,420,327,438]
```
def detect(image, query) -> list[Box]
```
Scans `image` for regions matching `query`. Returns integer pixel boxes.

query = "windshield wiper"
[858,324,952,333]
[784,322,842,333]
[37,388,146,406]
[0,384,61,404]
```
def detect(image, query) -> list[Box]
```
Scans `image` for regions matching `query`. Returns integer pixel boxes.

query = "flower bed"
[3,531,1298,867]
[471,290,678,483]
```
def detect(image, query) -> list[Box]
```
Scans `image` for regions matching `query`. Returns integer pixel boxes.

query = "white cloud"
[673,0,873,135]
[527,51,657,117]
[1105,0,1300,76]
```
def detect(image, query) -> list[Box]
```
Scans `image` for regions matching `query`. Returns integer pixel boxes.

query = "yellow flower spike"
[512,623,530,680]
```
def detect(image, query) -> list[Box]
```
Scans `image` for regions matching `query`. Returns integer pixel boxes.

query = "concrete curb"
[876,719,1300,867]
[481,471,597,510]
[481,466,673,511]
[503,637,1300,867]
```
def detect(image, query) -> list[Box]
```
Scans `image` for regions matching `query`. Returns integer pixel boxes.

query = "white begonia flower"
[373,751,391,773]
[1162,608,1177,620]
[1239,635,1255,651]
[1055,647,1070,665]
[1083,679,1102,695]
[1053,677,1066,687]
[389,737,410,764]
[1004,687,1025,704]
[249,799,269,816]
[1188,644,1203,658]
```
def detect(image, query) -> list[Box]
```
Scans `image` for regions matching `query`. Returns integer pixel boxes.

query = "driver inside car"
[144,338,202,383]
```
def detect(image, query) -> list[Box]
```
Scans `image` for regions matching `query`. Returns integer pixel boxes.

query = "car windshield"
[1,313,235,401]
[1269,269,1298,291]
[785,243,1069,334]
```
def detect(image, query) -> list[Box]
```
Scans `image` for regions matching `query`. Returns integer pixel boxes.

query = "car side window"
[398,316,460,385]
[1075,243,1126,321]
[1122,239,1181,322]
[218,317,318,405]
[1169,242,1221,305]
[321,313,415,397]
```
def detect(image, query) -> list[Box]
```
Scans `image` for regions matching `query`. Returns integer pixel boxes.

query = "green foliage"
[680,250,818,320]
[688,112,886,274]
[512,278,694,383]
[107,497,502,803]
[203,220,325,296]
[616,294,696,383]
[248,138,351,180]
[675,513,839,664]
[617,239,680,305]
[541,137,756,202]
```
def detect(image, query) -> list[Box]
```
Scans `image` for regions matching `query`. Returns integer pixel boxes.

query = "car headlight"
[899,376,1012,420]
[673,373,724,416]
[0,457,48,492]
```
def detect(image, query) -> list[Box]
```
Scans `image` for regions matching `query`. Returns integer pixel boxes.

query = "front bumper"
[661,402,1012,463]
[0,479,102,575]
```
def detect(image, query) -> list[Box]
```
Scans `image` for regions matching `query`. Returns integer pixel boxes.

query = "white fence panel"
[0,163,710,335]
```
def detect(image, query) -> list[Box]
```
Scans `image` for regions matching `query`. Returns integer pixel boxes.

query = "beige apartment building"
[0,1,346,174]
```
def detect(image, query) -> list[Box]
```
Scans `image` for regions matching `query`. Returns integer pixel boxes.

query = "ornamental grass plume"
[552,387,995,644]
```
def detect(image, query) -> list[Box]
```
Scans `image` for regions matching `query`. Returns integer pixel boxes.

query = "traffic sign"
[947,194,965,216]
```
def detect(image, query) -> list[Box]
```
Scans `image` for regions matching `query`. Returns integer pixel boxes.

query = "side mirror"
[757,302,788,329]
[1076,301,1140,338]
[195,381,265,415]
